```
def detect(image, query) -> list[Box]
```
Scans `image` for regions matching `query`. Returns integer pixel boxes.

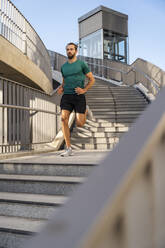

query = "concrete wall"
[123,59,165,96]
[0,36,53,94]
[132,58,165,88]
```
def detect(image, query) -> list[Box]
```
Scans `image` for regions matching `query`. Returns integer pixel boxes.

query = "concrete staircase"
[71,79,149,150]
[0,161,95,248]
[0,78,149,248]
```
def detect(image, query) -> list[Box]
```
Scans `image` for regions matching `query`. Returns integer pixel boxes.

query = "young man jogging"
[57,42,95,157]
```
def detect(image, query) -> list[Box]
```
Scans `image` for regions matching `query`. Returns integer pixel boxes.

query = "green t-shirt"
[61,59,90,94]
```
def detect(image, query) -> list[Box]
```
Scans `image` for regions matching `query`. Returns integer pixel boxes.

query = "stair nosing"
[0,215,46,234]
[0,192,68,205]
[0,174,85,183]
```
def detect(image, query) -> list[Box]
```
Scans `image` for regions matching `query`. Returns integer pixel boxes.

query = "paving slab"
[0,150,110,165]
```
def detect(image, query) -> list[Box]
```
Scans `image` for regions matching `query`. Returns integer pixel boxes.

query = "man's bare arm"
[84,72,95,92]
[57,77,64,95]
[75,72,95,94]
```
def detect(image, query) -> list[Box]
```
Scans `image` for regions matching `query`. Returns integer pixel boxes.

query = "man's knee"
[76,120,85,127]
[61,116,69,124]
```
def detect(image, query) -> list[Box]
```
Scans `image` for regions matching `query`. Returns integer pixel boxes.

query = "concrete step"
[88,104,147,108]
[71,143,116,150]
[0,159,97,247]
[93,114,140,119]
[87,99,147,103]
[75,121,128,128]
[0,215,45,234]
[88,107,147,111]
[87,97,145,101]
[0,163,94,177]
[88,108,147,113]
[0,202,57,220]
[0,192,67,205]
[88,88,143,92]
[71,137,120,144]
[92,111,142,115]
[83,121,115,128]
[93,113,141,118]
[87,102,148,106]
[74,126,129,132]
[90,85,131,89]
[92,120,137,124]
[0,230,29,248]
[86,119,131,126]
[114,99,147,103]
[75,121,121,128]
[90,90,138,94]
[71,131,124,138]
[79,121,130,129]
[89,87,137,90]
[87,94,143,98]
[0,215,46,248]
[92,117,139,123]
[0,174,85,196]
[87,92,143,96]
[86,106,147,110]
[0,192,67,220]
[91,116,142,121]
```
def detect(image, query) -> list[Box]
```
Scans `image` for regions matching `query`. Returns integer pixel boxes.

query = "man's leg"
[76,110,87,127]
[61,109,71,148]
[75,94,87,127]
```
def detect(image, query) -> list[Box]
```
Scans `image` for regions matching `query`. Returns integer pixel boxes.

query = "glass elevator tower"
[78,6,128,63]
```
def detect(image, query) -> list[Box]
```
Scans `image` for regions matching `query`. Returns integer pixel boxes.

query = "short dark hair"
[66,42,78,51]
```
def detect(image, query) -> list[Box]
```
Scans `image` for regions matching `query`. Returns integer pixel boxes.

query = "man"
[57,42,95,157]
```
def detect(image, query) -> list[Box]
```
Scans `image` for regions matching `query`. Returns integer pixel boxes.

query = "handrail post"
[0,78,3,153]
[121,71,123,82]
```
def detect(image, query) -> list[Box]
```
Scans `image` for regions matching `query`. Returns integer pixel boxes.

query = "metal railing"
[27,77,165,248]
[78,56,160,96]
[0,0,52,81]
[48,50,67,72]
[49,51,161,97]
[0,76,61,153]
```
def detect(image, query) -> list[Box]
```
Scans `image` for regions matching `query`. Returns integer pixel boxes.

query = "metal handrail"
[0,75,49,95]
[131,66,160,90]
[0,76,62,153]
[0,75,60,97]
[0,104,60,115]
[84,61,160,92]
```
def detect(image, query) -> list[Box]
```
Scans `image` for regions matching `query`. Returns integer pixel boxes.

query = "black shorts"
[60,94,86,113]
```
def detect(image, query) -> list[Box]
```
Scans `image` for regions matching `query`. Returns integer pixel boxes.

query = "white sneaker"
[60,147,73,157]
[86,105,93,120]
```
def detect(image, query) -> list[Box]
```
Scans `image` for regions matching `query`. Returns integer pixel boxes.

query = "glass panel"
[79,29,103,59]
[103,30,128,63]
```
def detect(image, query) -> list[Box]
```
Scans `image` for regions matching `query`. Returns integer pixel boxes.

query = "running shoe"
[86,105,93,120]
[60,147,73,157]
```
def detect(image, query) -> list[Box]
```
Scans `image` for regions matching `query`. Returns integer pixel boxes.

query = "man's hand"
[57,85,64,95]
[75,87,86,95]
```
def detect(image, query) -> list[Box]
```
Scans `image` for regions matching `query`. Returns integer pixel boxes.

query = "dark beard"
[67,54,75,59]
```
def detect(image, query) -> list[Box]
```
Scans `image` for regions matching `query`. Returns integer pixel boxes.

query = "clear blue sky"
[13,0,165,70]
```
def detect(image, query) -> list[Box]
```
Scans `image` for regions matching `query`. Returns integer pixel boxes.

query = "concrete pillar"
[153,139,165,248]
[124,168,154,248]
